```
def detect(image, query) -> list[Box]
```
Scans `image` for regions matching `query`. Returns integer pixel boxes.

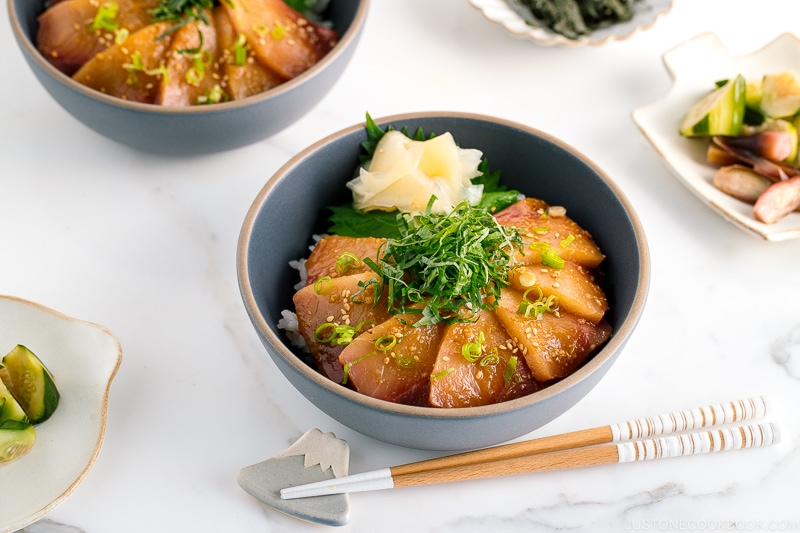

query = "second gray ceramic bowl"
[238,112,650,451]
[8,0,368,155]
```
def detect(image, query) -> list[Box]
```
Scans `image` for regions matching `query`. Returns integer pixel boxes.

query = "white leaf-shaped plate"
[468,0,673,47]
[0,295,122,533]
[632,32,800,242]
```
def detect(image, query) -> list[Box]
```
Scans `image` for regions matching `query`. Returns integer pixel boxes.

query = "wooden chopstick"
[280,396,774,500]
[392,422,779,489]
[392,395,769,477]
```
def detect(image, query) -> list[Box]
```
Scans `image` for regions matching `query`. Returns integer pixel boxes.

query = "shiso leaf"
[326,205,404,239]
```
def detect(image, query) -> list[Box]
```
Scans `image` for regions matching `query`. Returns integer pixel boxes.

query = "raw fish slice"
[509,262,608,324]
[72,23,174,103]
[223,0,339,80]
[303,235,385,286]
[213,7,286,100]
[339,314,444,406]
[293,272,391,383]
[495,198,605,269]
[495,289,612,382]
[37,0,161,75]
[157,15,221,106]
[429,310,539,408]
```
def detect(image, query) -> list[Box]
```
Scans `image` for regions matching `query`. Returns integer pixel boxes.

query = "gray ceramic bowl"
[8,0,368,155]
[237,112,650,451]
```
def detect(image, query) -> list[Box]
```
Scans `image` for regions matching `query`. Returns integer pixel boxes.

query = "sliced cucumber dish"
[0,345,60,465]
[680,74,746,137]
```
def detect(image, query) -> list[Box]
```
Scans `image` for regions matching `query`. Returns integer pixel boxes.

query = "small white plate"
[0,295,122,533]
[633,32,800,242]
[468,0,673,47]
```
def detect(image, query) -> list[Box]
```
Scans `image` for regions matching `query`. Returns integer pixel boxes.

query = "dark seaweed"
[515,0,640,40]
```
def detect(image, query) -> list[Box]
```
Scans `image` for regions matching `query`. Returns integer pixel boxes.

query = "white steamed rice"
[277,235,327,351]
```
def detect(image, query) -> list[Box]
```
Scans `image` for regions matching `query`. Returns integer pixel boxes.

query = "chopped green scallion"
[541,249,565,269]
[504,355,518,386]
[89,2,120,33]
[232,34,248,66]
[313,276,333,295]
[336,252,362,274]
[196,85,229,105]
[114,27,129,44]
[480,351,500,367]
[271,24,287,40]
[396,355,419,369]
[313,322,337,343]
[340,351,378,385]
[461,331,485,362]
[431,368,455,380]
[374,335,397,351]
[313,323,356,346]
[461,342,482,362]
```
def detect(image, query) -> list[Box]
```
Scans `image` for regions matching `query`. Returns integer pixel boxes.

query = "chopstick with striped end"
[280,396,775,500]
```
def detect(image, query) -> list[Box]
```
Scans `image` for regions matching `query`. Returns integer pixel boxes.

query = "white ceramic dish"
[468,0,673,47]
[0,295,122,533]
[632,32,800,242]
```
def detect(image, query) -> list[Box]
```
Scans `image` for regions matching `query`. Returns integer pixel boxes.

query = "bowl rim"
[7,0,370,115]
[237,111,650,420]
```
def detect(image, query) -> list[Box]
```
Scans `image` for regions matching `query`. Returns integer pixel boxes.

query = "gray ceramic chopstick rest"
[237,428,351,526]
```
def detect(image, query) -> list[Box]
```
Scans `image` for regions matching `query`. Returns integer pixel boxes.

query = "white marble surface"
[1,1,799,531]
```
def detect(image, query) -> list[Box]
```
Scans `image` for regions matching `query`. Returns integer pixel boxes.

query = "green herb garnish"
[282,0,330,23]
[148,0,220,40]
[362,197,524,327]
[89,2,120,33]
[232,33,248,66]
[327,205,404,239]
[504,355,518,386]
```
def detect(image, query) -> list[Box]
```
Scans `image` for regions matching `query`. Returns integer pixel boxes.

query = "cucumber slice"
[745,78,763,111]
[1,345,60,424]
[0,420,36,464]
[680,74,746,137]
[0,377,29,424]
[761,69,800,118]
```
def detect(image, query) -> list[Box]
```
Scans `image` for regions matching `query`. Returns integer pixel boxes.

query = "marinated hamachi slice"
[37,0,161,75]
[429,310,539,408]
[508,263,608,324]
[339,314,445,406]
[222,0,339,80]
[157,16,222,106]
[213,6,286,100]
[495,289,612,382]
[303,235,386,286]
[293,272,391,383]
[72,23,174,103]
[494,198,605,269]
